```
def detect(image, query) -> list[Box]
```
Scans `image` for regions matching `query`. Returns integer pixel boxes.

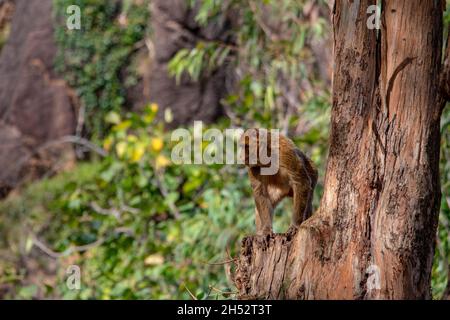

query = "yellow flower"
[105,111,121,124]
[131,143,146,163]
[150,103,158,113]
[102,288,111,300]
[113,120,132,132]
[143,113,155,124]
[151,138,164,152]
[115,141,127,158]
[144,254,164,266]
[155,154,171,170]
[167,232,176,243]
[127,134,138,143]
[103,136,113,152]
[164,108,173,123]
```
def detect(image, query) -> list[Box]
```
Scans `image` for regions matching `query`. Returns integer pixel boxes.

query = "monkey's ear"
[242,129,259,145]
[240,133,249,146]
[247,128,258,138]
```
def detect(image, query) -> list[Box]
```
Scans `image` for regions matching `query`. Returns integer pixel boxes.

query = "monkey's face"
[239,129,272,167]
[238,129,257,166]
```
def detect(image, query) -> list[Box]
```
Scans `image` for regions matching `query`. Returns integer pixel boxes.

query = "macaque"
[239,129,318,235]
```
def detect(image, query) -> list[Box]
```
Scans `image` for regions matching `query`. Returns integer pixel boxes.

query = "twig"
[116,187,140,215]
[75,103,86,158]
[31,234,105,259]
[89,201,139,219]
[224,247,236,284]
[10,135,108,180]
[90,201,121,220]
[200,258,237,266]
[145,38,155,60]
[37,135,108,158]
[184,285,198,300]
[248,0,281,42]
[209,286,238,296]
[29,227,131,259]
[120,204,140,215]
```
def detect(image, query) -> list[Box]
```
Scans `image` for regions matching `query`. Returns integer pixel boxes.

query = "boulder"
[0,0,76,197]
[148,0,235,127]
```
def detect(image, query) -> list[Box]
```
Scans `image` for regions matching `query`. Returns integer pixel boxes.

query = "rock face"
[0,0,76,197]
[149,0,234,127]
[0,0,234,197]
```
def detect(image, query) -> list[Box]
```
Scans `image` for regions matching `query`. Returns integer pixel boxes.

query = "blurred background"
[0,0,448,299]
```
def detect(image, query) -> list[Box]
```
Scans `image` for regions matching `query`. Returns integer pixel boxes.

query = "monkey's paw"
[256,229,274,237]
[286,225,299,236]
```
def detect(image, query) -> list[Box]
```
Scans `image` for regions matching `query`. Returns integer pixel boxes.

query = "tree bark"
[234,0,447,300]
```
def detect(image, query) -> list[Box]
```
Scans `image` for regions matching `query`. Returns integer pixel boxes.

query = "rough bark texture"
[235,0,446,300]
[0,0,76,198]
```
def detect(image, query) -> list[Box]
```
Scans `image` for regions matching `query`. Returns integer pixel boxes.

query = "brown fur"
[239,129,318,234]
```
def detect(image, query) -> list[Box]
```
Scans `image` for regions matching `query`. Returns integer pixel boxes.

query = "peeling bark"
[234,0,446,300]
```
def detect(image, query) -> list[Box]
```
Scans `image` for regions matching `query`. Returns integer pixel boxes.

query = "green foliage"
[170,0,330,130]
[432,104,450,298]
[53,0,150,136]
[2,108,280,299]
[169,42,231,84]
[0,162,102,298]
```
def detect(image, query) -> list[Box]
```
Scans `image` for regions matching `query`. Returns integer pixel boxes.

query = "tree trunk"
[234,0,448,300]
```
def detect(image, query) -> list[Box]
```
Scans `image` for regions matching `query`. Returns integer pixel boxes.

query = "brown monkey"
[239,128,318,235]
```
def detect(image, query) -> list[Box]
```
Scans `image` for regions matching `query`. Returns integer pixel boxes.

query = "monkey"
[239,128,318,235]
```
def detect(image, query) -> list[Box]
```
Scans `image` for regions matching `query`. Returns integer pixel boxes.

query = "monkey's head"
[238,128,276,167]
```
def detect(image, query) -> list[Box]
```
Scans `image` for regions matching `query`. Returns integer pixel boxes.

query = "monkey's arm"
[249,172,274,234]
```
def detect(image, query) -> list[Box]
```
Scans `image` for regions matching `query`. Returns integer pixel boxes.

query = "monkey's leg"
[304,190,314,221]
[254,208,265,234]
[303,169,318,221]
[252,183,274,235]
[291,183,311,227]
